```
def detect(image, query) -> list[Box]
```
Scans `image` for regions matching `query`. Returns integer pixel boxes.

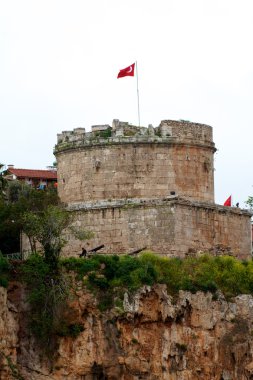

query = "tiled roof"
[8,168,57,180]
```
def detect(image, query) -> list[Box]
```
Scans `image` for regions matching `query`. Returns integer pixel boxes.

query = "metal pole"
[136,61,140,126]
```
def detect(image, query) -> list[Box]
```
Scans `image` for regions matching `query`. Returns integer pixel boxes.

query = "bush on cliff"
[15,252,253,351]
[61,254,158,291]
[0,252,10,287]
[138,253,253,298]
[21,254,79,355]
[62,253,253,302]
[22,255,67,341]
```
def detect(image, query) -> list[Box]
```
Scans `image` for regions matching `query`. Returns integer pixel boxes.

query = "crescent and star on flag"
[117,63,135,78]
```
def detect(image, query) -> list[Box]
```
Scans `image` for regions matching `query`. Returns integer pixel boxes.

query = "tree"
[0,177,93,265]
[0,164,8,200]
[0,181,59,254]
[0,174,93,349]
[245,196,253,210]
[22,205,70,268]
[0,174,22,253]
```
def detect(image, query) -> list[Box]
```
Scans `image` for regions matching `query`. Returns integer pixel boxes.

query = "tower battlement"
[55,119,215,154]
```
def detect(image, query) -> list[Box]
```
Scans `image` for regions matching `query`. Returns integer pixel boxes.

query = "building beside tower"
[4,165,57,189]
[54,119,252,259]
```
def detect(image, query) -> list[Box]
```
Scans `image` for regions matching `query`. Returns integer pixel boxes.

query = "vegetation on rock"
[2,250,253,354]
[0,174,93,355]
[0,253,10,288]
[21,254,75,353]
[62,252,253,306]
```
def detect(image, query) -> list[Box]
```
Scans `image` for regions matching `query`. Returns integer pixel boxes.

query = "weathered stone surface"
[51,119,252,260]
[56,198,251,260]
[2,283,253,379]
[0,284,19,380]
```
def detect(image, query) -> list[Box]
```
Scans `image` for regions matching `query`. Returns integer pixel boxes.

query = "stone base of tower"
[61,197,252,260]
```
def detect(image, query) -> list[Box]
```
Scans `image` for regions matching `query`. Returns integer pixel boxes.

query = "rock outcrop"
[1,282,253,379]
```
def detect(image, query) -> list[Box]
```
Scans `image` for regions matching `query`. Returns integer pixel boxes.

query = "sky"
[1,0,253,207]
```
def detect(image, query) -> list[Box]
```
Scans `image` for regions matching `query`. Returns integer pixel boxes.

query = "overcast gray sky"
[1,0,253,207]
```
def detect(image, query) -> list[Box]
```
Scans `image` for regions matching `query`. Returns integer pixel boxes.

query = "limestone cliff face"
[0,286,19,380]
[2,282,253,380]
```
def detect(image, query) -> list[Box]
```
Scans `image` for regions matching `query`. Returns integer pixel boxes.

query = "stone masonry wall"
[54,119,251,260]
[173,201,252,260]
[160,119,213,144]
[61,198,252,260]
[57,143,215,204]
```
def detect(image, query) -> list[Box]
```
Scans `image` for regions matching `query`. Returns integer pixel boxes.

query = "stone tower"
[54,119,251,259]
[56,120,216,204]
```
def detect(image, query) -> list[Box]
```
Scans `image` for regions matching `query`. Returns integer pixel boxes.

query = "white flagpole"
[136,61,140,126]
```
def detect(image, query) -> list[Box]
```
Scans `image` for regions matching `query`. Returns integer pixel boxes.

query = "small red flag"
[117,63,135,78]
[223,195,232,206]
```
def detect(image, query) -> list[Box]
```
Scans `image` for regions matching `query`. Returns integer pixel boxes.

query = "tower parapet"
[55,119,215,151]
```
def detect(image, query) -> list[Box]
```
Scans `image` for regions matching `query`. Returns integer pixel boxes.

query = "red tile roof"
[8,168,57,180]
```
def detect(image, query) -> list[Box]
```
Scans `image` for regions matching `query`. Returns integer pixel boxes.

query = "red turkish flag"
[117,63,135,78]
[223,195,232,206]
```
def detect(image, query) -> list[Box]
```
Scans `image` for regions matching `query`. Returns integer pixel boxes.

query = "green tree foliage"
[22,205,70,268]
[0,173,93,353]
[245,196,253,210]
[0,252,10,287]
[7,180,58,209]
[0,164,8,200]
[0,180,92,263]
[21,254,70,352]
[0,181,59,254]
[0,196,21,254]
[20,210,93,352]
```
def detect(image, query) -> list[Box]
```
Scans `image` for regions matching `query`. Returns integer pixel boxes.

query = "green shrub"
[61,256,100,279]
[95,128,112,138]
[88,272,109,290]
[98,293,114,311]
[61,253,253,311]
[0,252,10,288]
[21,254,70,352]
[175,342,187,351]
[56,323,84,338]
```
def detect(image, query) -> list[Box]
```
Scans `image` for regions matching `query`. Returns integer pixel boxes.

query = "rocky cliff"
[1,282,253,380]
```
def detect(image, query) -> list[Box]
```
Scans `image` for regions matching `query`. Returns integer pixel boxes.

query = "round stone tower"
[55,119,216,205]
[54,119,252,260]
